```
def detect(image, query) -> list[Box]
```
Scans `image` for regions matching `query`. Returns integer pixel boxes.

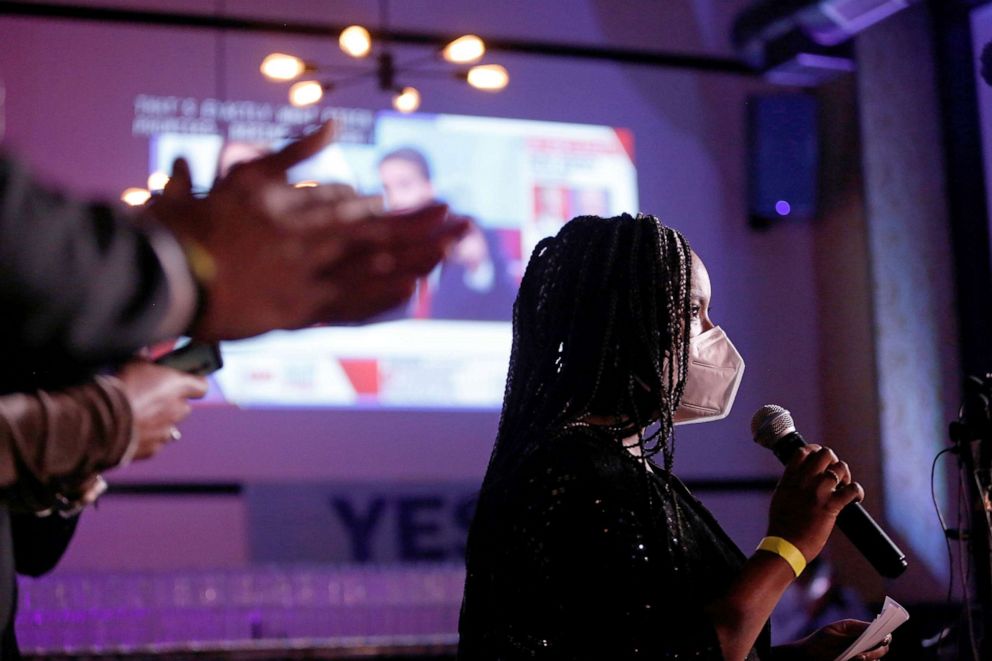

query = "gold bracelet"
[182,239,217,284]
[178,239,216,333]
[756,536,807,578]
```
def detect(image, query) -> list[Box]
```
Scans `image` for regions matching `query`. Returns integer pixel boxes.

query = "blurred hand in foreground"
[150,123,468,341]
[116,360,207,461]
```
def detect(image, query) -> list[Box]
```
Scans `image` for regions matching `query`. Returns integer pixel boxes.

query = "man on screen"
[378,147,515,321]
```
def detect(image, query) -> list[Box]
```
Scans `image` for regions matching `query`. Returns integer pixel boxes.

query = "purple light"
[775,200,792,216]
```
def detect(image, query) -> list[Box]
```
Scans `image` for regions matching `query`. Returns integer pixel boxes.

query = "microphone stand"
[949,374,992,659]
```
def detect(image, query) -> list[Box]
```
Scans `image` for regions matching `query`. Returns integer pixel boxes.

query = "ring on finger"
[823,468,841,485]
[169,427,182,442]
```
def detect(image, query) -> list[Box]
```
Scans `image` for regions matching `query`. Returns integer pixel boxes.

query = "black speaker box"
[747,93,819,229]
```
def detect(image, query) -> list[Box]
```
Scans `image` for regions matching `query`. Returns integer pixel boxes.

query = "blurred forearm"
[0,153,180,386]
[0,376,134,498]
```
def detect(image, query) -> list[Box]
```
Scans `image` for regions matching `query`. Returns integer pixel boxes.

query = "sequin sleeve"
[459,429,761,660]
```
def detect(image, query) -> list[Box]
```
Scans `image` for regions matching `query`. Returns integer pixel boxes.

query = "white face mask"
[673,326,745,425]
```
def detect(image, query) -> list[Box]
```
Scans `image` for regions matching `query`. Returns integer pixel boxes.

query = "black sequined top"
[458,425,771,660]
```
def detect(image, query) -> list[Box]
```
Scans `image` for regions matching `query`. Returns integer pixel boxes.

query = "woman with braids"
[458,214,890,660]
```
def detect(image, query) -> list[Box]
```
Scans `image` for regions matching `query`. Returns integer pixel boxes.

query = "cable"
[932,446,978,658]
[932,448,955,605]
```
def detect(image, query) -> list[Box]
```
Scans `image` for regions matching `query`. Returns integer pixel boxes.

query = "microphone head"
[751,404,796,449]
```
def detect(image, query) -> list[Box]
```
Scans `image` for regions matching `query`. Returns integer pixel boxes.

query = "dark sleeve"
[11,511,79,577]
[0,153,170,385]
[503,438,729,660]
[0,376,133,496]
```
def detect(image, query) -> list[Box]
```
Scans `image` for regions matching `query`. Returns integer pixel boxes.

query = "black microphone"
[751,404,908,579]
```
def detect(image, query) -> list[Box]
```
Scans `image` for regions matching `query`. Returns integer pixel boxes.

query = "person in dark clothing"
[0,360,209,510]
[458,213,891,660]
[0,121,465,658]
[0,360,208,658]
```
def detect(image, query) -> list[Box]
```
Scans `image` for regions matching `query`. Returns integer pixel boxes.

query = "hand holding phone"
[154,342,223,375]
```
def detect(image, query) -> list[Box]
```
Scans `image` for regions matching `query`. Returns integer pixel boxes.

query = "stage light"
[466,64,509,91]
[775,200,792,216]
[339,25,372,58]
[442,35,485,64]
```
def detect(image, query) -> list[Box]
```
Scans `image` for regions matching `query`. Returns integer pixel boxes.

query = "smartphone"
[154,341,223,375]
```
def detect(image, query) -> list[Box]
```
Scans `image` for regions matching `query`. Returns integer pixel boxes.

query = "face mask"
[674,326,745,425]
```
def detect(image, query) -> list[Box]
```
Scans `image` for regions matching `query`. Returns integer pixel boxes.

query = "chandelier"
[259,5,508,113]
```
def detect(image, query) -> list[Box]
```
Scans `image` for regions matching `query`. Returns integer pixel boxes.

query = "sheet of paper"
[834,596,909,661]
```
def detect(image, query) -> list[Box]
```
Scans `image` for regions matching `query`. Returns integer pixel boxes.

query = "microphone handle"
[836,501,908,578]
[771,431,908,578]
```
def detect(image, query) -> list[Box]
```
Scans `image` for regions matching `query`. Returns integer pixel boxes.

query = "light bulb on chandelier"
[442,35,485,64]
[339,25,372,58]
[392,86,421,113]
[466,64,509,91]
[260,53,308,81]
[289,80,326,107]
[121,188,151,207]
[147,171,170,192]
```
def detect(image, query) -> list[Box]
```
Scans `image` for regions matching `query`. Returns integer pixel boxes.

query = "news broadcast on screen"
[147,109,638,409]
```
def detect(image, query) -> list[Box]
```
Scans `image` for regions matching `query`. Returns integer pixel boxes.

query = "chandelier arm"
[308,64,372,75]
[325,72,380,89]
[394,52,439,70]
[396,68,468,79]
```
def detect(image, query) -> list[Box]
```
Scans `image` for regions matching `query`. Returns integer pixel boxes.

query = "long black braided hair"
[483,213,694,484]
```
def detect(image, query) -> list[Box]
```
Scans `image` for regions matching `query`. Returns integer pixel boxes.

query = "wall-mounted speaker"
[747,93,819,229]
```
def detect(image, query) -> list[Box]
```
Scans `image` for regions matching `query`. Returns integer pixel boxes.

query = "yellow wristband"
[182,239,217,284]
[756,536,806,578]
